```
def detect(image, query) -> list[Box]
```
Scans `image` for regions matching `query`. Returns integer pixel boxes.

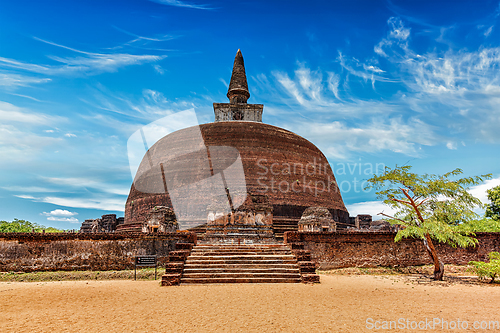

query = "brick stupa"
[120,50,349,239]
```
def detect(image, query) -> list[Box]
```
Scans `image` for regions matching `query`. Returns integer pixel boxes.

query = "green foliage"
[0,219,64,233]
[366,165,492,248]
[485,185,500,221]
[468,252,500,283]
[456,217,500,232]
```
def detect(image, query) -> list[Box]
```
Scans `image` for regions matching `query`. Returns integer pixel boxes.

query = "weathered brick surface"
[175,243,194,251]
[285,231,500,269]
[0,232,196,272]
[301,274,320,283]
[292,250,312,261]
[168,250,191,262]
[124,122,350,232]
[297,261,317,274]
[161,273,181,286]
[164,262,184,274]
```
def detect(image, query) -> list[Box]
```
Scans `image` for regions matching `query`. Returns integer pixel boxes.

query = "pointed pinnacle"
[227,49,250,104]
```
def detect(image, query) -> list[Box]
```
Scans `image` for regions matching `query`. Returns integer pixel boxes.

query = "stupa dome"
[120,50,349,237]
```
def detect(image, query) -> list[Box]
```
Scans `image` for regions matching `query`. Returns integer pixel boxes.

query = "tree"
[366,165,491,281]
[456,217,500,233]
[485,185,500,221]
[0,219,64,233]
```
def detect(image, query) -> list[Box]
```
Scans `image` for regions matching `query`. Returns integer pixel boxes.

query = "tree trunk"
[423,233,444,281]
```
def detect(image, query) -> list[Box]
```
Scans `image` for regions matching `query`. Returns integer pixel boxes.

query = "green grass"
[0,268,161,282]
[318,264,471,276]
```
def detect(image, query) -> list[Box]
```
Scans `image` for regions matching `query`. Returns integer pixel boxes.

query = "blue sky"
[1,0,500,229]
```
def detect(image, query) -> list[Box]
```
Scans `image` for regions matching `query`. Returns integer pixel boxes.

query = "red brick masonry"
[0,232,196,272]
[284,231,500,269]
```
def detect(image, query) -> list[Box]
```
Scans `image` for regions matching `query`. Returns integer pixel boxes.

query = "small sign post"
[134,255,158,280]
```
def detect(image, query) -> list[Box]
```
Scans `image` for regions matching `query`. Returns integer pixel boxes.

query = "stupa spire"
[227,49,250,104]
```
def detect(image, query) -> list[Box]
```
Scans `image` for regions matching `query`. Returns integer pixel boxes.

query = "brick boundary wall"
[0,232,196,272]
[284,232,500,270]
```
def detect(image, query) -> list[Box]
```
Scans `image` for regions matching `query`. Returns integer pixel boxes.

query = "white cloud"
[41,196,125,212]
[0,72,51,89]
[14,193,125,212]
[267,15,500,154]
[0,101,62,125]
[0,124,63,166]
[284,117,436,160]
[148,0,211,10]
[153,64,165,75]
[14,194,36,199]
[42,176,130,196]
[0,38,166,77]
[469,177,500,206]
[64,133,76,137]
[346,177,500,219]
[346,201,398,219]
[446,142,457,150]
[42,209,78,217]
[2,186,59,192]
[46,216,79,223]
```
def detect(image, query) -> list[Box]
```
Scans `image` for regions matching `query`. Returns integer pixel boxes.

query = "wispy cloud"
[41,196,125,212]
[0,101,66,165]
[263,16,500,159]
[46,216,79,223]
[2,186,60,193]
[0,72,51,89]
[148,0,212,10]
[0,38,166,77]
[42,177,130,196]
[0,101,62,125]
[284,117,436,160]
[15,194,125,212]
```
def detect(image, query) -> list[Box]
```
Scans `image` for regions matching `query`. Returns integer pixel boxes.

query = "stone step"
[194,245,288,249]
[189,250,292,256]
[185,259,297,265]
[179,243,306,284]
[184,263,298,269]
[181,277,302,284]
[194,244,288,249]
[183,272,301,279]
[184,268,300,274]
[187,254,296,260]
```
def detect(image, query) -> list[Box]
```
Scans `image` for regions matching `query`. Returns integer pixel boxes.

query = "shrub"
[468,252,500,283]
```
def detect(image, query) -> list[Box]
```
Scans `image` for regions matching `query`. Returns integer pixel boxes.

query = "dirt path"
[1,274,499,332]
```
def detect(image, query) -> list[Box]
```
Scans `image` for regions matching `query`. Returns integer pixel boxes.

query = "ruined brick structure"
[2,231,500,273]
[0,232,196,272]
[80,214,124,233]
[121,50,350,238]
[298,207,336,232]
[285,231,500,269]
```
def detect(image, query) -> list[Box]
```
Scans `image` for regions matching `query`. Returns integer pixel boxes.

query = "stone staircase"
[181,243,302,283]
[161,242,320,285]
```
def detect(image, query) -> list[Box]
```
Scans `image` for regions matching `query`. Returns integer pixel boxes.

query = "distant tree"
[456,217,500,232]
[366,165,491,281]
[0,219,63,233]
[485,185,500,221]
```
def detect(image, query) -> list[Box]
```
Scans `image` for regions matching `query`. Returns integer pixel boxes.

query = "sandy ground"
[0,274,499,332]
